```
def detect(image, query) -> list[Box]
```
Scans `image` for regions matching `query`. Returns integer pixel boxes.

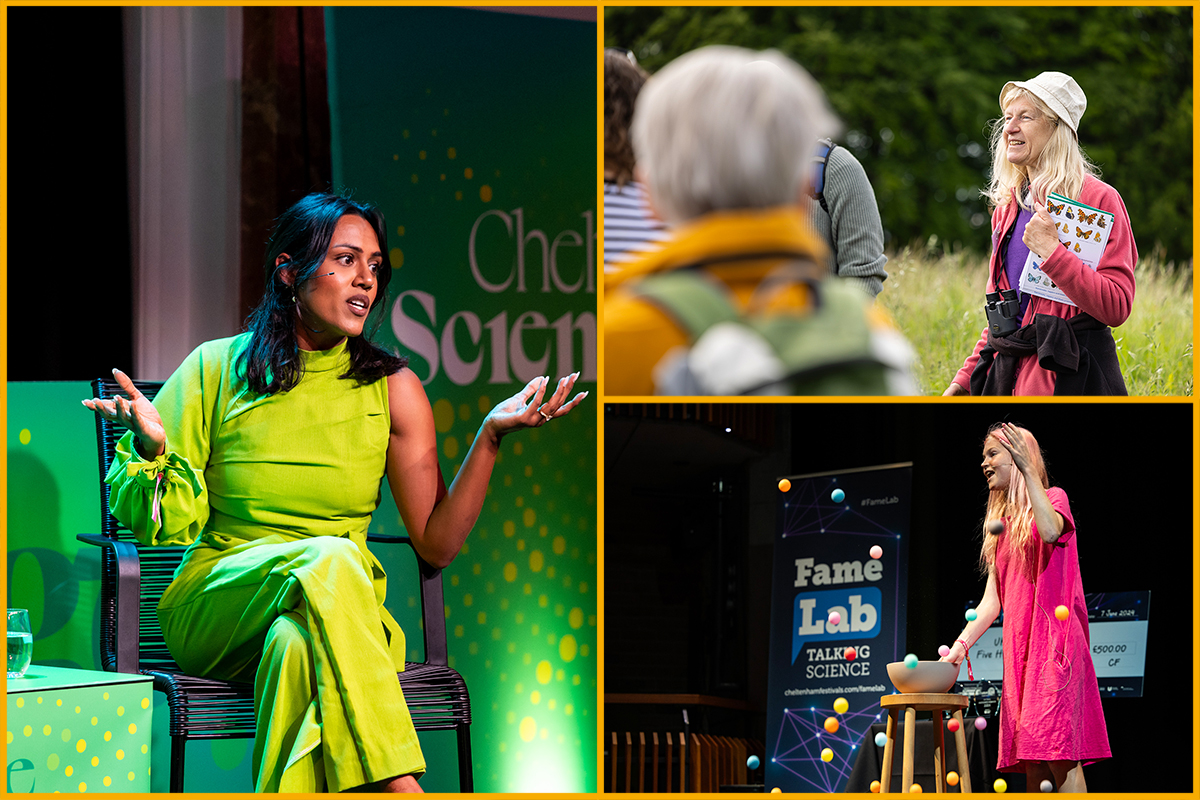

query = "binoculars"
[984,289,1022,337]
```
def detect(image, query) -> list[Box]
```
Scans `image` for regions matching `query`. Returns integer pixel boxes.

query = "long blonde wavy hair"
[983,86,1099,213]
[979,424,1050,579]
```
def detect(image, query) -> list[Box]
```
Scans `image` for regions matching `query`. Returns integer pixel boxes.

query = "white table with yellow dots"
[6,665,152,793]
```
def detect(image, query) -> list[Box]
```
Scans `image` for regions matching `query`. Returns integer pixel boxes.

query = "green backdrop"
[326,7,597,793]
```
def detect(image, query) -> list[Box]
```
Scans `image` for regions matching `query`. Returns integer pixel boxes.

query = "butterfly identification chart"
[1019,191,1114,306]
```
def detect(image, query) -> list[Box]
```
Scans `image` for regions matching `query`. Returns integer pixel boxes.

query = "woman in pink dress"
[942,423,1110,791]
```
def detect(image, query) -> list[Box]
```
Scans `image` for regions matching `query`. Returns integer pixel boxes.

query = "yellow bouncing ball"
[1055,605,1069,621]
[910,783,923,793]
[833,697,849,714]
[778,478,792,492]
[824,717,839,734]
[820,748,833,762]
[947,772,960,787]
[994,778,1008,793]
[771,788,782,794]
[870,780,881,793]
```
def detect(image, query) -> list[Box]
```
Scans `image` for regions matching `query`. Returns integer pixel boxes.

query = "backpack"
[810,138,837,216]
[631,265,903,395]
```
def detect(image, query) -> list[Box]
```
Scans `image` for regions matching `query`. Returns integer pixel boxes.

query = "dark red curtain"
[238,7,333,321]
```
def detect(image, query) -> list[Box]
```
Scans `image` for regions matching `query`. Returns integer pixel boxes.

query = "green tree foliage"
[606,6,1192,263]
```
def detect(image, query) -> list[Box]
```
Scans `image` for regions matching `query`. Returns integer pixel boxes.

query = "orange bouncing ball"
[910,783,923,793]
[778,478,792,493]
[870,780,881,793]
[947,772,960,787]
[1055,605,1069,621]
[824,717,839,734]
[771,788,782,794]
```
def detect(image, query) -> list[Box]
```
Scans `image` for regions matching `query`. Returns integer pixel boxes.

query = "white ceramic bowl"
[886,660,958,693]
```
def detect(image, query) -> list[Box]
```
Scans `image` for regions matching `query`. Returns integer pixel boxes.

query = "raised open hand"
[994,422,1034,475]
[482,373,588,443]
[82,369,166,458]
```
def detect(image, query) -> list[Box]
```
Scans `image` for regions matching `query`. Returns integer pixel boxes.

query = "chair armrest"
[364,532,449,666]
[76,534,141,674]
[366,533,412,545]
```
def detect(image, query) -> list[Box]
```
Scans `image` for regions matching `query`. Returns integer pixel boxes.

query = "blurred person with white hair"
[603,45,914,396]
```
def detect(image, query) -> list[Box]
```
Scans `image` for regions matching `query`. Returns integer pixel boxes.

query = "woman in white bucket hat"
[944,71,1137,395]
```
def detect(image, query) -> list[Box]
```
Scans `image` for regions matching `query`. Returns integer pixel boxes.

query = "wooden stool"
[879,693,972,793]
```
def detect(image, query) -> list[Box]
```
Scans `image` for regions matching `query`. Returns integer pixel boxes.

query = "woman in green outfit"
[83,192,587,792]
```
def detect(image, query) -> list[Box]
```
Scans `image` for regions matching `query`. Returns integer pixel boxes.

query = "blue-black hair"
[238,191,407,394]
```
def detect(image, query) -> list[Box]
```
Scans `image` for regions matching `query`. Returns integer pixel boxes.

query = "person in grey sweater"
[806,143,888,299]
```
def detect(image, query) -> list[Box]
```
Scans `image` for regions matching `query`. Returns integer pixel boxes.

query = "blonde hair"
[979,424,1050,580]
[983,86,1099,212]
[630,45,840,224]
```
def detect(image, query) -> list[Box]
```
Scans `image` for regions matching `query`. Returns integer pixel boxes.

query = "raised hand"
[482,373,588,442]
[994,422,1034,475]
[82,369,167,458]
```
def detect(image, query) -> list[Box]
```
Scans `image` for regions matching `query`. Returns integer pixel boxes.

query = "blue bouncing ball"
[874,732,888,748]
[903,653,919,669]
[831,488,846,503]
[747,755,760,770]
[965,608,978,622]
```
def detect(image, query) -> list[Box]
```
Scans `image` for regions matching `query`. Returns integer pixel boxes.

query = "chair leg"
[170,735,186,793]
[456,722,474,793]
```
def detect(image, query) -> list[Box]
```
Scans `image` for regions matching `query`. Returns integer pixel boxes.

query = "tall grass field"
[879,244,1193,396]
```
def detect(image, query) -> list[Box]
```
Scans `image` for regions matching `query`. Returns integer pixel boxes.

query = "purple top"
[1003,206,1035,320]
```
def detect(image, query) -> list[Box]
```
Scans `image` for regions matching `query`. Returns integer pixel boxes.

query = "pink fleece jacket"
[952,176,1137,395]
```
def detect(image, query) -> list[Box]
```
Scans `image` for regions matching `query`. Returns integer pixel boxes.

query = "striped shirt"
[604,180,670,273]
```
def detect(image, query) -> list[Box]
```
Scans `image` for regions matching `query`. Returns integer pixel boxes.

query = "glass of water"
[8,609,32,678]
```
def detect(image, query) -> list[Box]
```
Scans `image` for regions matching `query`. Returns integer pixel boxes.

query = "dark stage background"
[8,8,133,379]
[604,402,1193,793]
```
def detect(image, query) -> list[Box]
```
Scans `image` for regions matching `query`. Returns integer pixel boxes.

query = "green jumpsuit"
[107,333,426,791]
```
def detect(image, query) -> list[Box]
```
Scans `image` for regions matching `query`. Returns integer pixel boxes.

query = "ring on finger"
[539,409,553,423]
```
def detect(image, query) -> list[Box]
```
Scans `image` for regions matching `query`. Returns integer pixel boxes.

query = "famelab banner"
[765,464,912,794]
[326,8,596,793]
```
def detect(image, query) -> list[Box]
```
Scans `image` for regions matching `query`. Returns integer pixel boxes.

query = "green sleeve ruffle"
[106,430,208,547]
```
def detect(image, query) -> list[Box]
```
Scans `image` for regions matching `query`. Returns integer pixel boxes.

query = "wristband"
[956,638,973,681]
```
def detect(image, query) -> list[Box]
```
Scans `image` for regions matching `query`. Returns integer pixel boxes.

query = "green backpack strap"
[629,270,740,342]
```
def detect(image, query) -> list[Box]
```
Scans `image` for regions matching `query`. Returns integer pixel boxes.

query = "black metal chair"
[78,377,473,792]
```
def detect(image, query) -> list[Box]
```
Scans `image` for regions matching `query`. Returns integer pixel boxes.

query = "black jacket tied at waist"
[970,312,1128,395]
